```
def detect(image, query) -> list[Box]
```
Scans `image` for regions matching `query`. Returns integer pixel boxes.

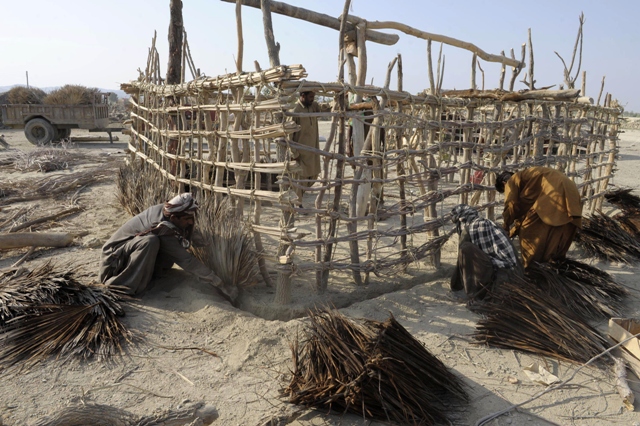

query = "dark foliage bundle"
[471,277,609,364]
[0,263,131,368]
[43,85,101,105]
[286,309,468,425]
[574,212,640,263]
[192,196,259,289]
[526,259,627,320]
[3,86,46,104]
[116,159,173,216]
[604,187,640,213]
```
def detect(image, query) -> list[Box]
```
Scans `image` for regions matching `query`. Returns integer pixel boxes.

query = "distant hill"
[0,85,129,99]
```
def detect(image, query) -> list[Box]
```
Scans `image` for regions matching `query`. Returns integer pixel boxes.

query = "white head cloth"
[163,193,199,217]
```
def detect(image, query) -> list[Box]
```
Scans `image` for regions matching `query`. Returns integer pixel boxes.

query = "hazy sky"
[2,1,639,111]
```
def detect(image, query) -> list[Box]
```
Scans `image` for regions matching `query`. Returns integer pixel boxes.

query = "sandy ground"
[1,126,640,425]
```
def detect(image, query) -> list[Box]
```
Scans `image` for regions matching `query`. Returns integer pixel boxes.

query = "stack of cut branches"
[116,160,173,216]
[0,262,131,368]
[471,278,609,364]
[574,212,640,263]
[286,309,468,425]
[526,259,627,320]
[0,148,96,173]
[192,197,259,289]
[43,85,101,105]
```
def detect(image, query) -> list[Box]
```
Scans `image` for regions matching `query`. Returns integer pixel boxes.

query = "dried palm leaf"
[116,159,173,216]
[0,263,131,368]
[0,148,95,173]
[286,309,467,425]
[471,277,609,364]
[605,187,640,213]
[5,86,46,104]
[526,259,627,320]
[43,85,101,105]
[574,212,640,263]
[192,196,259,289]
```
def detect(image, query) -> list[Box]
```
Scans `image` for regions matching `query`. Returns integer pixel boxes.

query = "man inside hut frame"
[99,193,237,301]
[289,91,332,210]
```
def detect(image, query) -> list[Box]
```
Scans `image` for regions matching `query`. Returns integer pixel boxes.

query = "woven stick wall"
[121,8,621,305]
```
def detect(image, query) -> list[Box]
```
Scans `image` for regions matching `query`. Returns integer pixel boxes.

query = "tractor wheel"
[25,118,56,145]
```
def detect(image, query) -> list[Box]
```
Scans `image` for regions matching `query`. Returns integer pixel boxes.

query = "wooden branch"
[498,50,506,90]
[527,28,535,90]
[347,16,522,67]
[235,0,244,72]
[597,76,606,106]
[0,233,74,250]
[427,39,436,94]
[9,207,83,233]
[220,0,399,46]
[12,246,36,267]
[166,0,184,85]
[260,0,280,67]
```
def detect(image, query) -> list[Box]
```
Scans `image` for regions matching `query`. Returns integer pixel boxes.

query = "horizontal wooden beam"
[219,0,399,46]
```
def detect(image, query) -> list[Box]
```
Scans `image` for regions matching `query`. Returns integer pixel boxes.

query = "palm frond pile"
[574,212,640,263]
[526,259,627,320]
[471,278,609,364]
[0,148,94,173]
[116,159,173,216]
[192,196,259,289]
[286,309,468,425]
[604,188,640,213]
[0,263,131,368]
[43,85,101,105]
[3,86,46,104]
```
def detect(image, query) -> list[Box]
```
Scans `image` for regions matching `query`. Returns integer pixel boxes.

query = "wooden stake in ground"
[167,0,184,85]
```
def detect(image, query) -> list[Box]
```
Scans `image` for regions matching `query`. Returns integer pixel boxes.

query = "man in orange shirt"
[495,167,583,268]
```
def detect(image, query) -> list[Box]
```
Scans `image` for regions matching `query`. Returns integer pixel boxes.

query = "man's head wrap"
[451,204,479,225]
[163,193,199,217]
[495,171,514,193]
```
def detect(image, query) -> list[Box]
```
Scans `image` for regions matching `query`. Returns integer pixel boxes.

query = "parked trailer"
[0,94,110,145]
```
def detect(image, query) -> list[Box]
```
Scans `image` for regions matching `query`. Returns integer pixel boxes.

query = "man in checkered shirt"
[449,204,520,301]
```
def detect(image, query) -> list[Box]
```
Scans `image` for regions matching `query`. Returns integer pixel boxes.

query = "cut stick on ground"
[11,246,36,267]
[613,357,635,411]
[0,233,74,249]
[8,206,83,233]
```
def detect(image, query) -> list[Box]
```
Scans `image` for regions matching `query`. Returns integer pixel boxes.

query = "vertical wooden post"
[261,0,280,67]
[396,54,409,270]
[596,110,619,210]
[320,0,351,292]
[235,0,244,73]
[167,0,183,85]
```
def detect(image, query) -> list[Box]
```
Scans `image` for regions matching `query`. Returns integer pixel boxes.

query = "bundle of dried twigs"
[2,86,46,104]
[471,277,609,364]
[43,85,101,105]
[526,259,627,320]
[286,309,468,425]
[605,188,640,213]
[116,160,173,216]
[0,262,131,368]
[574,213,640,263]
[0,164,118,206]
[0,148,95,173]
[192,196,259,289]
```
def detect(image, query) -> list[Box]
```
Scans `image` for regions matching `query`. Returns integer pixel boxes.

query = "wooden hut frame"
[122,1,621,304]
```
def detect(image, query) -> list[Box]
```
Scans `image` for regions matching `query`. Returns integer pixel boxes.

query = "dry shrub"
[116,159,174,216]
[43,85,101,105]
[4,86,46,104]
[193,196,260,289]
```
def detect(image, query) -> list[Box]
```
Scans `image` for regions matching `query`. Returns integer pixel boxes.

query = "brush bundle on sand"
[116,160,174,216]
[605,188,640,213]
[0,148,94,173]
[43,85,101,105]
[2,86,46,104]
[0,263,131,368]
[192,196,259,289]
[286,309,468,425]
[574,213,640,263]
[526,259,627,320]
[471,277,609,364]
[0,164,118,206]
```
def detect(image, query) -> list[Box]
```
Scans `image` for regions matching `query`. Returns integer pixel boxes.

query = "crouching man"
[100,193,237,301]
[450,204,521,301]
